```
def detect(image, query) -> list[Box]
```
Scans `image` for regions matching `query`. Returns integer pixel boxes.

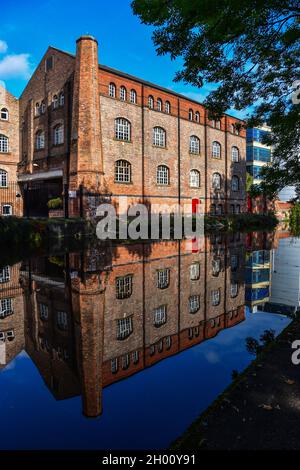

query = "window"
[210,204,216,215]
[0,266,10,283]
[230,204,235,214]
[158,339,163,353]
[165,336,172,349]
[35,130,45,150]
[195,111,200,123]
[45,55,54,71]
[115,160,131,183]
[153,305,167,327]
[216,204,223,215]
[41,100,46,114]
[39,303,49,320]
[52,95,58,109]
[157,98,162,112]
[122,354,130,370]
[59,92,64,106]
[116,275,133,299]
[111,358,118,374]
[212,172,221,190]
[190,262,200,280]
[211,289,220,306]
[120,86,127,101]
[165,101,170,114]
[231,254,239,271]
[153,127,166,147]
[109,83,116,98]
[157,165,169,185]
[189,295,200,313]
[235,204,241,214]
[190,135,200,154]
[0,298,13,318]
[148,95,154,109]
[212,141,221,158]
[1,108,8,120]
[231,175,240,191]
[232,146,239,162]
[130,89,137,104]
[157,269,170,289]
[0,134,8,153]
[56,311,68,330]
[0,169,8,187]
[132,350,139,364]
[231,124,239,135]
[35,102,40,116]
[231,282,238,297]
[212,258,221,276]
[115,118,131,141]
[6,330,14,342]
[53,124,64,145]
[189,109,193,121]
[2,205,12,216]
[116,316,133,340]
[216,120,221,130]
[190,169,200,188]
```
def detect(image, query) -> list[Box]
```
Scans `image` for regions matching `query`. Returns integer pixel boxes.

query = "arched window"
[211,289,220,306]
[189,109,194,121]
[231,175,240,191]
[212,172,221,190]
[232,146,239,162]
[231,282,238,298]
[0,108,8,120]
[53,124,64,145]
[115,160,131,183]
[189,295,200,313]
[35,103,40,116]
[157,98,162,111]
[115,118,131,141]
[153,127,166,147]
[109,83,116,98]
[0,169,8,187]
[130,89,137,104]
[165,101,170,114]
[157,165,169,185]
[153,305,167,327]
[195,111,200,123]
[52,95,58,109]
[35,130,45,150]
[148,95,154,109]
[190,169,200,188]
[216,120,221,129]
[120,86,127,101]
[0,135,8,153]
[59,92,64,106]
[40,100,46,114]
[116,316,133,340]
[212,141,221,158]
[190,135,200,154]
[212,258,221,276]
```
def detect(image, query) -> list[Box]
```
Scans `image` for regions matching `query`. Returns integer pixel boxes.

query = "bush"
[47,197,63,210]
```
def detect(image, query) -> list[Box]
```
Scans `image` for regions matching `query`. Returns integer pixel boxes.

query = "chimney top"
[76,35,98,44]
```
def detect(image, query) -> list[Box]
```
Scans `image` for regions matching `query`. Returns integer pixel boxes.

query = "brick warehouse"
[2,35,246,217]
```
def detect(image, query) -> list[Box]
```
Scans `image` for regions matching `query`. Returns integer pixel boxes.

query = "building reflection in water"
[0,232,258,418]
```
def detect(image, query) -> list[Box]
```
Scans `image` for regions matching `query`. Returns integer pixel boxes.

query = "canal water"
[0,230,297,449]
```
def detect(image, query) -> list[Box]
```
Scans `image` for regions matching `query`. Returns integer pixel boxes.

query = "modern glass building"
[246,125,272,185]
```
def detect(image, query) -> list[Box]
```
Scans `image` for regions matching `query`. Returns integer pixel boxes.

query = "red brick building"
[13,35,247,217]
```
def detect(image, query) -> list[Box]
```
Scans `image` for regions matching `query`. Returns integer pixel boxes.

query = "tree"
[132,1,300,197]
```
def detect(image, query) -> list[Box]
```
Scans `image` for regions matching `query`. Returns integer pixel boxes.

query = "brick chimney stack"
[70,35,103,191]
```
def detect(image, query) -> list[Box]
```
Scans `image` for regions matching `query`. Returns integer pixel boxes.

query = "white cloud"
[0,53,31,80]
[0,40,8,54]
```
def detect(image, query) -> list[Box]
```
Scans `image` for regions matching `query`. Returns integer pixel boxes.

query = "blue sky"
[0,0,245,118]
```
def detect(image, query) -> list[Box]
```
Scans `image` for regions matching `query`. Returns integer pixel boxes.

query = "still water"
[0,230,297,449]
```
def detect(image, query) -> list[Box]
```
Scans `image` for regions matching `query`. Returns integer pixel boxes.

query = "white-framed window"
[130,89,137,104]
[157,98,162,111]
[35,103,40,116]
[40,101,45,114]
[0,298,13,318]
[56,311,68,330]
[35,130,45,150]
[212,141,221,158]
[212,172,221,190]
[190,262,200,281]
[132,350,139,364]
[109,83,116,98]
[122,354,130,369]
[6,330,14,342]
[148,95,154,109]
[156,268,170,289]
[39,303,49,320]
[165,336,171,349]
[53,124,64,145]
[0,134,9,153]
[216,120,221,129]
[153,305,167,327]
[0,266,10,283]
[0,169,8,187]
[189,295,200,313]
[231,254,239,270]
[211,289,220,306]
[189,109,193,121]
[116,316,133,340]
[195,111,200,123]
[120,86,127,101]
[165,101,170,114]
[116,275,133,299]
[153,126,166,147]
[115,117,131,141]
[231,175,240,191]
[115,159,131,183]
[59,92,64,106]
[0,108,8,120]
[52,95,58,109]
[190,169,200,188]
[156,165,169,185]
[232,146,239,162]
[231,282,238,297]
[111,358,118,374]
[2,205,12,216]
[212,258,221,276]
[190,135,200,154]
